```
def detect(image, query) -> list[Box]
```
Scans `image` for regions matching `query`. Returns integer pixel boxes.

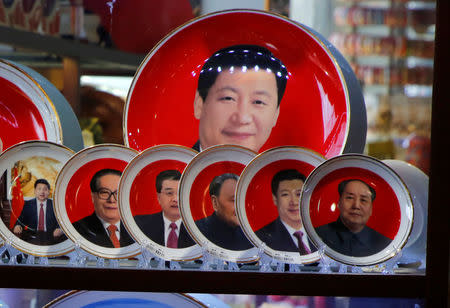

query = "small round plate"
[236,146,325,264]
[44,290,220,308]
[125,9,366,157]
[54,144,139,259]
[0,60,62,151]
[383,159,428,266]
[179,145,258,263]
[300,154,414,266]
[11,60,84,152]
[118,144,201,261]
[0,141,74,257]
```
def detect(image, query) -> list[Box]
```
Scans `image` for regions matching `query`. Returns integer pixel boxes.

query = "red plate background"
[0,77,47,150]
[244,159,316,231]
[308,167,401,240]
[65,158,128,223]
[189,161,246,221]
[126,11,348,158]
[129,159,187,216]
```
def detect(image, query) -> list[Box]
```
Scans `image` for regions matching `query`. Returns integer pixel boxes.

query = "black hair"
[34,178,50,190]
[209,173,239,197]
[271,169,306,196]
[90,169,122,192]
[197,44,288,106]
[155,169,181,193]
[338,179,376,201]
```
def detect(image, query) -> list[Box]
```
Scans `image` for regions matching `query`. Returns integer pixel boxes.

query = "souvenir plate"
[0,141,74,257]
[300,154,414,266]
[125,9,366,157]
[179,145,258,262]
[383,159,428,266]
[45,290,224,308]
[118,145,201,261]
[0,60,83,153]
[54,144,139,259]
[236,147,324,264]
[11,60,84,152]
[0,60,61,151]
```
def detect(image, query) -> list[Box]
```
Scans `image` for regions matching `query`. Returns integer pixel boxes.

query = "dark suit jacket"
[14,198,64,245]
[192,140,201,152]
[72,213,134,248]
[196,212,253,251]
[134,212,195,248]
[255,217,317,254]
[315,217,392,257]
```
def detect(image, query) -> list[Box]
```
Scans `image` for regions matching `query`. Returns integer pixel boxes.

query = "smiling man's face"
[194,68,280,152]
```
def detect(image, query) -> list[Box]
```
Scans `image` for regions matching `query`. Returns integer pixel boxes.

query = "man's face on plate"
[194,68,280,152]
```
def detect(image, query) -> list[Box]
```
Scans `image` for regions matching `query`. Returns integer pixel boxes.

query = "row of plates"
[0,141,427,267]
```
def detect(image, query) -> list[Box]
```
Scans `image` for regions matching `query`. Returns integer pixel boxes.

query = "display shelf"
[0,265,427,298]
[0,25,145,73]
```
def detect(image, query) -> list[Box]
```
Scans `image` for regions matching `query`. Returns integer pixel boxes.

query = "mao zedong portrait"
[134,170,195,248]
[13,178,65,245]
[315,179,392,257]
[196,173,252,251]
[256,169,316,255]
[193,44,288,153]
[72,169,134,248]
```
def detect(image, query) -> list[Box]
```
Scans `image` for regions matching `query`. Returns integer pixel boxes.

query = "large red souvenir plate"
[0,60,84,153]
[300,154,414,266]
[124,9,366,158]
[236,146,325,265]
[54,144,139,259]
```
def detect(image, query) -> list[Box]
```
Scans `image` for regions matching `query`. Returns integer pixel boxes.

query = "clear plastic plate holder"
[318,244,333,273]
[67,241,91,267]
[288,263,301,273]
[199,241,216,271]
[5,235,22,265]
[227,260,239,271]
[169,260,181,270]
[382,245,402,275]
[257,243,273,272]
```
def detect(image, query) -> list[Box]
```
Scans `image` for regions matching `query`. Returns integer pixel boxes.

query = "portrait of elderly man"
[193,44,288,152]
[72,169,134,248]
[256,169,316,255]
[134,169,195,248]
[196,173,252,251]
[315,179,392,257]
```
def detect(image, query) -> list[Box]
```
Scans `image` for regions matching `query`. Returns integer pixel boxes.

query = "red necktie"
[107,224,120,248]
[167,222,178,248]
[294,230,311,255]
[38,203,45,231]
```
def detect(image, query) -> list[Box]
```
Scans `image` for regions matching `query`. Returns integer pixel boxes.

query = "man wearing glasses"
[72,169,134,248]
[134,170,195,248]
